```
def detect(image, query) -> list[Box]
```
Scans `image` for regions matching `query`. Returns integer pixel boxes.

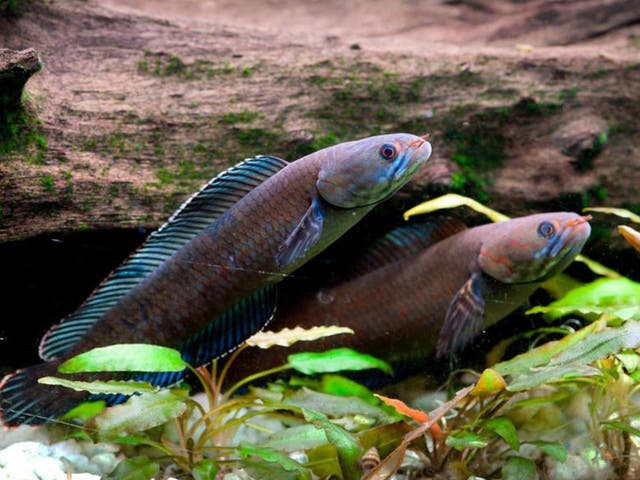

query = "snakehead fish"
[226,213,591,382]
[0,133,431,426]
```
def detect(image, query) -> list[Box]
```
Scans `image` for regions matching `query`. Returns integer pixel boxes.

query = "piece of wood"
[0,48,41,107]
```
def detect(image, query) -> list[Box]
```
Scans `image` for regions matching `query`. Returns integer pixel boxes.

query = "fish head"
[478,212,591,283]
[316,133,432,208]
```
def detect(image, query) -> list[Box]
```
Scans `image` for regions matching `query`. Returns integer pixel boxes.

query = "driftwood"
[0,1,639,242]
[0,47,41,108]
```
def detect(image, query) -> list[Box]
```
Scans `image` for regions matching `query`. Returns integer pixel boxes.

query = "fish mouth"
[545,215,592,259]
[389,139,431,182]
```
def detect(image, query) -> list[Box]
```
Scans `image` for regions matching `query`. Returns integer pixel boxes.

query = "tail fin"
[0,361,88,427]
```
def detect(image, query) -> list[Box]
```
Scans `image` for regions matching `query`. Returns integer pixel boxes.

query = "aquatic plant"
[41,327,407,479]
[39,197,640,479]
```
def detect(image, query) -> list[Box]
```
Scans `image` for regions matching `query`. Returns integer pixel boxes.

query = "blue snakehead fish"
[0,133,431,426]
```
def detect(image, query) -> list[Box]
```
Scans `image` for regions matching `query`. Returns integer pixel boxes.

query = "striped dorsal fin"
[39,155,289,361]
[347,217,467,278]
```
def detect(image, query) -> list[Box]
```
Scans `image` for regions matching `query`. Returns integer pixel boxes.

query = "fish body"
[227,213,591,382]
[1,133,431,426]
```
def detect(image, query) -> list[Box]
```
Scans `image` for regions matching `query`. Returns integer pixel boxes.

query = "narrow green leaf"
[302,408,363,480]
[59,344,187,373]
[403,193,509,222]
[95,390,188,439]
[445,431,489,451]
[584,207,640,223]
[482,417,519,451]
[528,440,568,462]
[573,254,621,279]
[105,456,159,480]
[619,225,640,254]
[601,421,640,438]
[39,377,160,395]
[288,348,392,375]
[502,456,537,480]
[192,460,219,480]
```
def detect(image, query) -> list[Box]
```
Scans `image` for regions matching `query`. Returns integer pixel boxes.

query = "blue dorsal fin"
[40,156,288,361]
[348,217,467,278]
[88,286,277,404]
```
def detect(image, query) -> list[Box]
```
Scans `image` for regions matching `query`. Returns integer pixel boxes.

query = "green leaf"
[288,348,392,375]
[551,321,640,365]
[238,443,310,478]
[302,408,363,480]
[238,458,303,480]
[320,375,377,404]
[445,431,489,451]
[263,424,328,452]
[494,321,599,376]
[502,456,537,480]
[59,344,187,373]
[528,440,568,462]
[284,387,396,423]
[601,421,640,438]
[304,443,342,478]
[482,417,519,451]
[105,456,160,480]
[192,459,219,480]
[95,390,188,439]
[527,278,640,320]
[60,400,106,422]
[38,377,160,395]
[507,364,601,391]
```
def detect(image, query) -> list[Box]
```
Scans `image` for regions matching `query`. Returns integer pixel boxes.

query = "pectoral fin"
[276,196,325,268]
[436,272,486,358]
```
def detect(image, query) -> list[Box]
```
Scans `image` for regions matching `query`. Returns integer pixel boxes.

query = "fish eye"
[537,221,556,239]
[379,144,398,161]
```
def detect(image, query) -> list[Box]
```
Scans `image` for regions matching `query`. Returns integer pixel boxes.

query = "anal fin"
[111,286,278,394]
